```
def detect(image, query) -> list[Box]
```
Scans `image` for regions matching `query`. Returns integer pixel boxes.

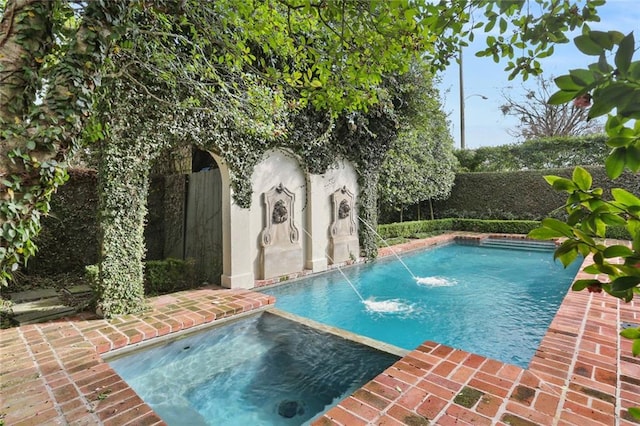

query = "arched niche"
[251,149,306,280]
[329,185,359,263]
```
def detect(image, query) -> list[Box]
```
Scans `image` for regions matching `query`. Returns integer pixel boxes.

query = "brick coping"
[1,233,638,425]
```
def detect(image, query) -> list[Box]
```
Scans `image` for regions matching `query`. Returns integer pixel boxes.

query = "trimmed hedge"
[377,219,454,239]
[27,169,99,274]
[26,170,183,276]
[430,166,638,221]
[144,258,197,295]
[377,218,630,240]
[451,219,540,234]
[86,258,197,298]
[377,219,539,239]
[454,135,609,172]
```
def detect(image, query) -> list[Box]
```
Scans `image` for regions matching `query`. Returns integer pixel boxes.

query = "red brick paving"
[1,234,638,425]
[1,288,273,425]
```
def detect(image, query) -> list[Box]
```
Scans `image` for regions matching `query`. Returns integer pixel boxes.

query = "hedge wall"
[377,218,629,240]
[430,166,639,221]
[377,219,540,239]
[26,169,100,274]
[454,135,610,172]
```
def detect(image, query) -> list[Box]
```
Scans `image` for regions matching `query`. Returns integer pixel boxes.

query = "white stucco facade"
[215,148,359,289]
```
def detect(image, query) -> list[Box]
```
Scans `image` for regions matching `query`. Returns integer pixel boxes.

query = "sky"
[436,0,640,150]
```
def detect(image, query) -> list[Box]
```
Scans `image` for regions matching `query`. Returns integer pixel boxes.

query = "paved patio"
[1,234,638,425]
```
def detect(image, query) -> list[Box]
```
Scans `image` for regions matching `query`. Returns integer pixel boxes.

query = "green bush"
[144,258,197,296]
[86,258,197,298]
[27,169,99,274]
[377,218,540,240]
[377,218,631,241]
[451,219,540,234]
[430,166,638,222]
[377,219,454,239]
[454,135,609,172]
[85,264,99,291]
[605,226,631,240]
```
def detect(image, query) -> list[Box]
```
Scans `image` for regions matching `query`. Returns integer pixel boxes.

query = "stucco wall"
[250,149,307,279]
[245,150,360,281]
[307,161,359,269]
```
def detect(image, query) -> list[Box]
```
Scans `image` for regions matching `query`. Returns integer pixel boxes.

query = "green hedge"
[25,170,183,277]
[451,219,540,234]
[430,166,638,222]
[377,218,630,240]
[144,258,197,296]
[27,169,99,274]
[377,219,454,239]
[86,258,197,298]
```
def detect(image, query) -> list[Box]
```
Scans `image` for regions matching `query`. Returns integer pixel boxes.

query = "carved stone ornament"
[260,183,300,247]
[259,182,303,280]
[272,200,288,224]
[330,186,356,237]
[329,185,359,264]
[338,199,350,219]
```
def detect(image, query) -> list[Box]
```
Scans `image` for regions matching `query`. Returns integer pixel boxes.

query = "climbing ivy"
[2,0,610,297]
[90,2,289,317]
[1,0,128,287]
[333,89,402,258]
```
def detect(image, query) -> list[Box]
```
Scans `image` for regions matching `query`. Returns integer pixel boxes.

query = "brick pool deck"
[1,233,639,425]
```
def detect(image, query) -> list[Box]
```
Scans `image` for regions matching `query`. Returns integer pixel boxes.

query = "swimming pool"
[108,312,399,426]
[262,241,581,368]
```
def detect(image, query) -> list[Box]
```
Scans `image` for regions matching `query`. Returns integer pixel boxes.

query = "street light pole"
[459,48,488,149]
[458,48,465,150]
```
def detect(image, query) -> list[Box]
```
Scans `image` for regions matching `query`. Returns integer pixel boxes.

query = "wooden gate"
[184,169,223,284]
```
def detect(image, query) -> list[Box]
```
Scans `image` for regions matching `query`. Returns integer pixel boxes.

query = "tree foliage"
[1,0,128,286]
[455,134,609,172]
[379,64,457,220]
[1,0,610,290]
[500,76,603,140]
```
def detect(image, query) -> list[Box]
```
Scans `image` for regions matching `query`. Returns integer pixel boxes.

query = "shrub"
[377,218,630,241]
[454,135,609,172]
[430,166,637,222]
[85,264,99,291]
[451,219,540,234]
[144,258,197,296]
[377,219,454,239]
[86,258,197,298]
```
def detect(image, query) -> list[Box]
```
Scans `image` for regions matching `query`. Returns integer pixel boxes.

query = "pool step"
[480,238,556,251]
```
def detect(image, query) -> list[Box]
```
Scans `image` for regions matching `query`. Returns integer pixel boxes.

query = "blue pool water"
[263,242,582,368]
[109,312,398,426]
